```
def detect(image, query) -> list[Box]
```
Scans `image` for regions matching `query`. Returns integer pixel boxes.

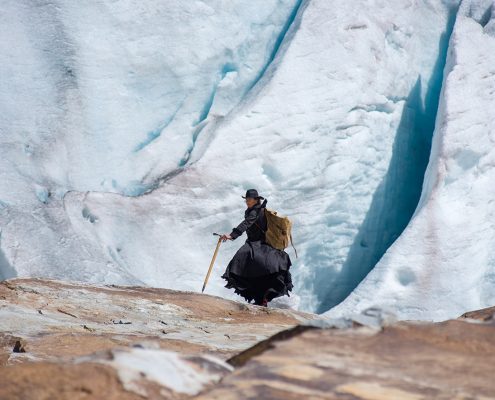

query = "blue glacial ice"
[3,0,495,322]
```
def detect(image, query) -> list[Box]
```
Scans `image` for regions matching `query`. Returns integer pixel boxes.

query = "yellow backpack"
[263,209,298,257]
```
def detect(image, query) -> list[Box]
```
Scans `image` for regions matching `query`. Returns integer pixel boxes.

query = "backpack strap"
[254,207,267,234]
[290,233,298,258]
[254,222,266,234]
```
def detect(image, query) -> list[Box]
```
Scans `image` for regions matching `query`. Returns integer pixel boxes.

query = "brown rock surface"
[460,305,495,321]
[0,278,310,364]
[196,320,495,399]
[0,278,311,399]
[2,278,495,400]
[0,362,141,400]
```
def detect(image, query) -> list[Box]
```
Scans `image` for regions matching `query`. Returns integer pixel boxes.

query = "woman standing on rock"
[220,189,293,306]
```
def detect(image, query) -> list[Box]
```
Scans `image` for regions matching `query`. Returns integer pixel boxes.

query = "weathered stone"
[197,320,495,399]
[460,306,495,321]
[12,339,26,353]
[0,278,312,364]
[0,278,313,399]
[0,362,141,400]
[2,278,494,400]
[0,334,23,365]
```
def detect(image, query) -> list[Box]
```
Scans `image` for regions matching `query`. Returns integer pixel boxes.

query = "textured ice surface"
[328,0,495,321]
[0,0,300,193]
[0,0,301,284]
[2,0,494,320]
[61,0,459,311]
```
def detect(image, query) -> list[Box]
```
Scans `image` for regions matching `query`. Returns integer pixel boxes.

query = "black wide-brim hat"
[242,188,264,200]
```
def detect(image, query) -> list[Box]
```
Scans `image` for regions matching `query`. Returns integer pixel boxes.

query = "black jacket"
[230,199,267,242]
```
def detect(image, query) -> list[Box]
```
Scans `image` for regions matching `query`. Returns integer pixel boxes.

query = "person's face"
[245,197,257,208]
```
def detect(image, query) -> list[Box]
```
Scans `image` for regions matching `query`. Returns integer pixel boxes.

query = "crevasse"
[317,6,460,313]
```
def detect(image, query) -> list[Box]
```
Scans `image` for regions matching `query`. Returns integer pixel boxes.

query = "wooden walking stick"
[202,233,223,293]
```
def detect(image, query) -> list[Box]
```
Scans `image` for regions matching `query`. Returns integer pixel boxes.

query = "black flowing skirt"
[222,240,293,304]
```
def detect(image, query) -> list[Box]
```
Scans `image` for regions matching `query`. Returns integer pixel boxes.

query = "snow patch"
[105,348,233,396]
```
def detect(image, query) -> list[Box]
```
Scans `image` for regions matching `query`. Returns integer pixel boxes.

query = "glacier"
[328,0,495,321]
[0,0,301,194]
[1,0,494,320]
[0,0,302,282]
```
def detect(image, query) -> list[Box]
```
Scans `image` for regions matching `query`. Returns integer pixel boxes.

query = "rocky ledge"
[1,278,494,399]
[0,278,311,399]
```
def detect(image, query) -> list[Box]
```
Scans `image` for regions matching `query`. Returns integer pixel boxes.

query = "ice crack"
[318,5,460,313]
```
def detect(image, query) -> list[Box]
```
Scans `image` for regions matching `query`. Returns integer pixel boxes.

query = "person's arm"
[224,209,259,241]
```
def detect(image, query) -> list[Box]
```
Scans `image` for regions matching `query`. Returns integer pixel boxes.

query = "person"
[220,189,293,306]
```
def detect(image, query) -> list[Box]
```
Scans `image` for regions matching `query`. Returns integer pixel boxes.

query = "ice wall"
[0,0,301,284]
[328,0,495,321]
[61,0,459,310]
[0,0,300,195]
